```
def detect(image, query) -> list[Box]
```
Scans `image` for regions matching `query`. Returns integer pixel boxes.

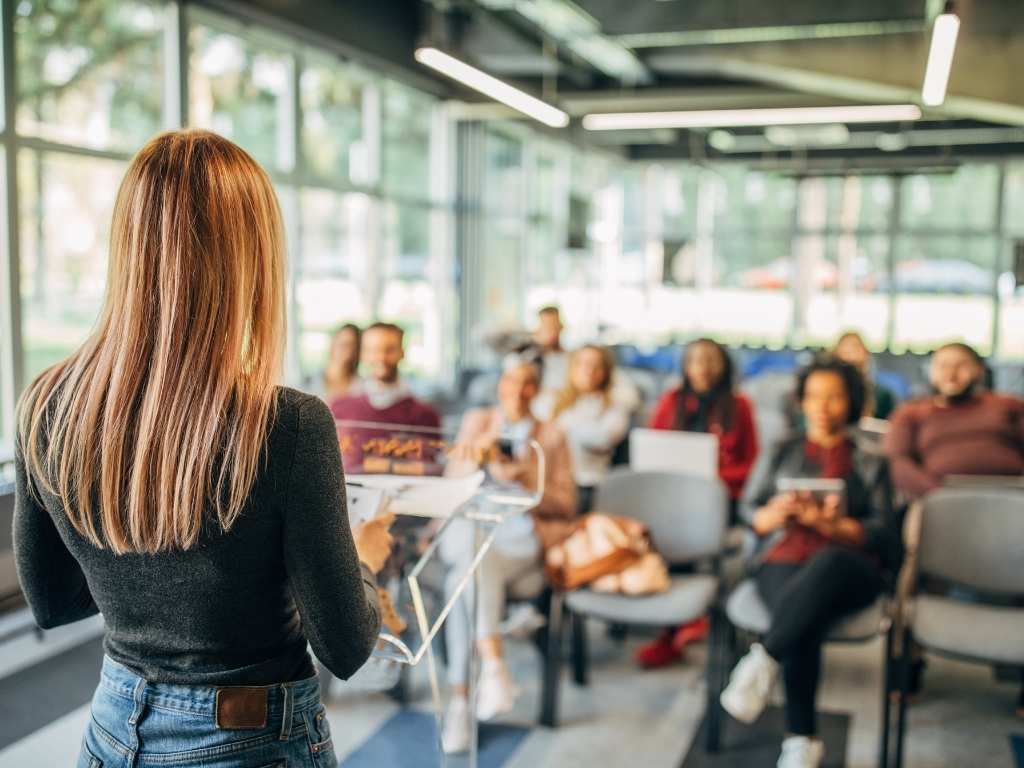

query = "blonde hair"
[552,345,614,417]
[17,130,285,554]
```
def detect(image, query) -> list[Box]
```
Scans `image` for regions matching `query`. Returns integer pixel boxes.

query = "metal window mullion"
[163,1,188,129]
[785,175,803,347]
[991,163,1006,357]
[283,50,302,385]
[885,175,902,351]
[1,0,23,437]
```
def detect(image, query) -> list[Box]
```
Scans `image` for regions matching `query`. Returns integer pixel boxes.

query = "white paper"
[345,484,388,527]
[344,470,485,518]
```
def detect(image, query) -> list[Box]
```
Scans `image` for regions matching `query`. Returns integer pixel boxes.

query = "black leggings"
[756,548,883,736]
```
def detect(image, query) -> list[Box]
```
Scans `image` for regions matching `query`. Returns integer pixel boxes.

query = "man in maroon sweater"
[885,342,1024,500]
[330,323,441,475]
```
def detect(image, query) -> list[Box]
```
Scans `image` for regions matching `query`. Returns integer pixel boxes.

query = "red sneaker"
[671,616,710,652]
[635,630,683,669]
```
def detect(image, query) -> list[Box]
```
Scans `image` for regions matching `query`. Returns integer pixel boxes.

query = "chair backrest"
[917,488,1024,595]
[594,469,728,565]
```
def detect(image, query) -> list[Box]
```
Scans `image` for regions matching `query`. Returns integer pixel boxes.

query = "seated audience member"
[534,305,570,395]
[721,358,894,768]
[323,323,362,404]
[440,355,576,753]
[885,342,1024,501]
[832,331,897,419]
[330,322,441,474]
[537,344,639,513]
[635,338,759,669]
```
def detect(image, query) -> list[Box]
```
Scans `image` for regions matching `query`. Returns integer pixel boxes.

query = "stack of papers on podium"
[346,470,485,518]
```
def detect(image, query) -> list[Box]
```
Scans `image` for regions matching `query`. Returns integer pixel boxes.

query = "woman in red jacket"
[636,338,759,668]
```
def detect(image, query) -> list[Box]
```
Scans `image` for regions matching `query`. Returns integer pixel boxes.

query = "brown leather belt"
[215,687,269,730]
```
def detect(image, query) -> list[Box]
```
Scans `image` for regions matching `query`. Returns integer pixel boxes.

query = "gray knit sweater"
[13,387,380,685]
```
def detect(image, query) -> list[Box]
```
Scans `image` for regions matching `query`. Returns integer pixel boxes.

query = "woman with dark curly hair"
[720,357,895,768]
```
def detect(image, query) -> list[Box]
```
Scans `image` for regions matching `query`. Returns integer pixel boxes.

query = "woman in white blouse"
[539,344,638,513]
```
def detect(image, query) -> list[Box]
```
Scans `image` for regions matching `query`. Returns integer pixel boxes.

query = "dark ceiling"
[208,0,1024,167]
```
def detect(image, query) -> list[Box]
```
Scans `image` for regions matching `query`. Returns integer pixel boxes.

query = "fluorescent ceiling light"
[922,10,960,106]
[414,47,569,128]
[582,104,922,131]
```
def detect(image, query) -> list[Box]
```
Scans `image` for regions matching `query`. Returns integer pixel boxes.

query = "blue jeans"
[79,656,337,767]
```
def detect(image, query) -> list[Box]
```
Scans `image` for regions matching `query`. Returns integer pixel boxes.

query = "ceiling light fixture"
[921,2,960,107]
[582,104,922,131]
[414,47,569,128]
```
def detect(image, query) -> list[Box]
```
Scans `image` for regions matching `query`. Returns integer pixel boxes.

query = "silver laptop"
[629,428,719,479]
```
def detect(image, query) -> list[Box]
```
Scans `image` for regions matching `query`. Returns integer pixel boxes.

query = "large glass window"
[797,176,893,349]
[381,81,432,200]
[998,240,1024,360]
[379,204,439,379]
[697,169,796,346]
[891,234,997,354]
[901,165,1000,231]
[19,151,125,380]
[295,188,375,378]
[15,0,164,150]
[189,22,293,171]
[300,54,375,186]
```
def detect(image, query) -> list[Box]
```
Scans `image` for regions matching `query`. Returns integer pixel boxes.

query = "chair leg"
[704,607,725,754]
[894,630,912,768]
[539,591,566,728]
[607,622,628,642]
[571,612,589,686]
[879,626,894,768]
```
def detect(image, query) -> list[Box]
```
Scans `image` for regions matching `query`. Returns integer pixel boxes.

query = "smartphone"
[776,477,847,515]
[495,438,516,460]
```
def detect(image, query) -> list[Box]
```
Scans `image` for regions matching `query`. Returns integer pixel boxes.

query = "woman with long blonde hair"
[544,344,636,514]
[14,130,391,768]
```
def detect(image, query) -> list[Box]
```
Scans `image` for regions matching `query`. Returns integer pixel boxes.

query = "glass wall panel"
[189,23,293,171]
[712,166,796,234]
[19,151,125,380]
[702,234,794,346]
[795,176,892,349]
[300,54,374,185]
[1005,163,1024,238]
[484,129,523,215]
[15,0,164,150]
[381,81,432,200]
[295,188,375,378]
[901,165,999,231]
[891,234,997,353]
[998,239,1024,360]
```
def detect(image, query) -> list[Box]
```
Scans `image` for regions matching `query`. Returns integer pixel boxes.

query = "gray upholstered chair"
[720,577,889,760]
[886,487,1024,768]
[726,580,887,643]
[552,470,730,747]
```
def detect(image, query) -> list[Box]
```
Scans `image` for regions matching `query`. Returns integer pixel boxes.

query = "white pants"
[439,514,541,686]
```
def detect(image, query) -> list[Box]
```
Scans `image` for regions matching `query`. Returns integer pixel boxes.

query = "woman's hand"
[794,494,866,546]
[487,453,524,485]
[752,493,800,535]
[353,512,395,574]
[448,437,497,466]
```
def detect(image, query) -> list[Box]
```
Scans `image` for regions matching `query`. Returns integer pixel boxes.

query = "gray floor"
[0,620,1020,768]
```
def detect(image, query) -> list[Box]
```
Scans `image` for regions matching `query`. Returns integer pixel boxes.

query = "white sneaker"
[442,695,470,754]
[476,659,519,721]
[777,736,825,768]
[720,643,779,724]
[500,604,547,639]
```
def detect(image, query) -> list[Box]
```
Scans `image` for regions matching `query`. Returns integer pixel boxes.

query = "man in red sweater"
[885,343,1024,500]
[330,323,441,475]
